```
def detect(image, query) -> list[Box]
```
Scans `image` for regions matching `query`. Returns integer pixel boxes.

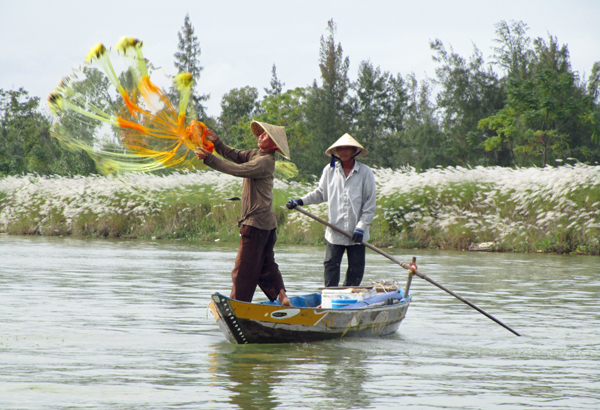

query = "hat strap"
[330,155,338,168]
[330,149,362,168]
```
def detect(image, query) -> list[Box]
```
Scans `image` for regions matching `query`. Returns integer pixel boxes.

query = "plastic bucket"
[331,298,358,309]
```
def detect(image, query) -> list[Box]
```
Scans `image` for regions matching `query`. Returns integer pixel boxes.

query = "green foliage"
[430,39,506,166]
[172,13,209,120]
[210,18,598,176]
[256,87,314,177]
[0,88,97,176]
[264,64,284,98]
[480,27,600,167]
[303,19,353,176]
[217,86,261,148]
[350,61,409,169]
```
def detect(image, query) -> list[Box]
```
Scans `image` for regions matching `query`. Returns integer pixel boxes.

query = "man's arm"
[211,138,252,164]
[355,169,376,232]
[203,153,272,179]
[300,167,329,205]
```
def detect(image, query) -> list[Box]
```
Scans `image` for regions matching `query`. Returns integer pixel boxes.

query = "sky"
[1,0,598,117]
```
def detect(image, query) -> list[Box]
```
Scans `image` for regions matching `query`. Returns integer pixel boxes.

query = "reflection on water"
[0,235,599,409]
[208,342,372,410]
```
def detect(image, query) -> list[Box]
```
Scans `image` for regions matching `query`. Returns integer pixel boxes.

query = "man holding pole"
[287,134,376,287]
[196,121,291,306]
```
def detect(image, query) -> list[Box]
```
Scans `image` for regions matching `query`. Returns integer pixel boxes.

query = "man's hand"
[286,199,303,209]
[195,147,211,160]
[351,228,364,244]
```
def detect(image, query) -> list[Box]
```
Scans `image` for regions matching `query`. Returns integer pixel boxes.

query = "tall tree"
[430,39,506,166]
[397,74,449,170]
[492,20,533,80]
[350,61,409,168]
[304,19,352,175]
[264,64,285,98]
[173,14,209,119]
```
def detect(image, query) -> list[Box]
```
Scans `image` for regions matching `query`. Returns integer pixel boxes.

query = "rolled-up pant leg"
[230,225,285,302]
[344,244,365,286]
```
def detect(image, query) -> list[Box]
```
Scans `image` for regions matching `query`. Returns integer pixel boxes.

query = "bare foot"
[279,289,292,306]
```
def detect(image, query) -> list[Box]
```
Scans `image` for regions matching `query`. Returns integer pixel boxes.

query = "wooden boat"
[208,284,411,344]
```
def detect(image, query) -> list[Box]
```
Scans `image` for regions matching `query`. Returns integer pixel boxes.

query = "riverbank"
[1,164,599,255]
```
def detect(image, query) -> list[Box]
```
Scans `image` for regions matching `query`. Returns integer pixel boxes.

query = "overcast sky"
[1,0,598,117]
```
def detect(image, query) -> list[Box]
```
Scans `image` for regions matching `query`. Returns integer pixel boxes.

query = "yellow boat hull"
[209,292,411,344]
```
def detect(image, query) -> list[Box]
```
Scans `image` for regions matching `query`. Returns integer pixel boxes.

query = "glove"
[351,228,364,244]
[286,199,303,209]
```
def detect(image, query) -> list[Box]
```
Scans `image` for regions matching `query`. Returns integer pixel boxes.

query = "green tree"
[304,19,352,176]
[257,87,313,178]
[217,86,261,148]
[430,39,506,166]
[480,28,600,167]
[0,87,97,176]
[264,64,284,98]
[172,13,209,120]
[396,74,449,170]
[491,20,533,80]
[350,61,409,168]
[0,88,50,174]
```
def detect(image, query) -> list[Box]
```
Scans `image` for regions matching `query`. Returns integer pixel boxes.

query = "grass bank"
[1,164,599,255]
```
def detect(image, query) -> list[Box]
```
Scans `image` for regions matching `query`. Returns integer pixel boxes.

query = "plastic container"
[331,298,358,309]
[321,289,353,309]
[321,288,377,309]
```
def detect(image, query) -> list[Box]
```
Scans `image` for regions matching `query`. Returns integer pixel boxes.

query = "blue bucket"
[331,298,358,309]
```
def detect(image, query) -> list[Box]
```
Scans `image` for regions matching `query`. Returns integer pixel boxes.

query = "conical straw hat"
[251,121,290,159]
[325,133,367,158]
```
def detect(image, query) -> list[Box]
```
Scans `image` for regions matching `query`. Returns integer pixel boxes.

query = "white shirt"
[301,161,376,245]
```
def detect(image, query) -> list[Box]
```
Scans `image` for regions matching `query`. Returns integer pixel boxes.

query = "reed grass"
[1,164,599,254]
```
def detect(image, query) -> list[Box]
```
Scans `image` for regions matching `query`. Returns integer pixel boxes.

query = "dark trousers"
[230,225,286,302]
[323,242,366,287]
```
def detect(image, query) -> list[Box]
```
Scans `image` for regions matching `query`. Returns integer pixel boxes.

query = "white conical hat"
[251,121,290,159]
[325,133,367,158]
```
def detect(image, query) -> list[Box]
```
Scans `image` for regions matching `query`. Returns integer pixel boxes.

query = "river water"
[1,235,598,409]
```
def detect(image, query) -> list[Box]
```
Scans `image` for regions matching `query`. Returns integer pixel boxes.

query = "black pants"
[323,242,365,287]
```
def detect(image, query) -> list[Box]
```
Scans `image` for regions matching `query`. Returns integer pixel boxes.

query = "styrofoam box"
[321,288,377,309]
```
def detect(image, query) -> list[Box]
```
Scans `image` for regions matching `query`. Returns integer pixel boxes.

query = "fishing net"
[48,37,297,179]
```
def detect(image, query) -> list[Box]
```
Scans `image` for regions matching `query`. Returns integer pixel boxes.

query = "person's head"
[335,146,358,163]
[250,121,291,159]
[325,133,367,167]
[256,129,279,152]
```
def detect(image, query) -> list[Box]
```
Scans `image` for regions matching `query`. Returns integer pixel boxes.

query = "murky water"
[1,235,599,409]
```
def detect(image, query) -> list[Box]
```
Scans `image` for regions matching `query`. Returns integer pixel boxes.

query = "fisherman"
[195,121,291,306]
[287,134,376,287]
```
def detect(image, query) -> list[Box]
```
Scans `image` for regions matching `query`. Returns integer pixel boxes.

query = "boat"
[208,282,411,344]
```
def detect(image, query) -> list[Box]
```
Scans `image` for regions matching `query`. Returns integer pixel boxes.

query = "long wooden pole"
[294,206,521,337]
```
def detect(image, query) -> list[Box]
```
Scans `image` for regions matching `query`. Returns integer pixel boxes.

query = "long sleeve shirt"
[203,138,277,230]
[300,162,376,245]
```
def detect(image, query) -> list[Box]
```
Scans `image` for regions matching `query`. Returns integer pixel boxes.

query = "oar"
[293,206,521,337]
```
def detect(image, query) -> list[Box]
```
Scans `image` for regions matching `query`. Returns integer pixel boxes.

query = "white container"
[321,288,377,309]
